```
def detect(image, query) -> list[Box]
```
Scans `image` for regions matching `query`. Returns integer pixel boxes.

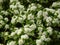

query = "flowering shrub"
[0,0,60,45]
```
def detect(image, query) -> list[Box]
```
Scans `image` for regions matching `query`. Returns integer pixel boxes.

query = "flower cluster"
[0,0,60,45]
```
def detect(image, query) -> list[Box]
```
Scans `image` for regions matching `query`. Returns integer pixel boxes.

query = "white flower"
[16,1,20,5]
[54,11,58,16]
[41,35,46,41]
[24,25,34,35]
[5,24,9,29]
[18,5,25,11]
[30,6,37,11]
[36,39,42,45]
[38,31,42,36]
[38,27,43,36]
[47,27,53,35]
[7,41,16,45]
[10,32,16,37]
[0,20,5,25]
[24,27,31,33]
[29,24,36,30]
[37,4,42,8]
[42,31,47,36]
[4,18,9,22]
[37,10,42,18]
[21,15,26,20]
[45,8,55,13]
[30,20,35,23]
[27,14,34,20]
[38,27,43,31]
[4,11,8,15]
[43,11,48,16]
[45,37,51,42]
[52,18,59,24]
[14,10,19,14]
[1,11,8,15]
[57,9,60,14]
[10,5,17,10]
[10,0,18,3]
[10,5,14,8]
[46,17,52,22]
[0,44,3,45]
[17,17,23,23]
[36,20,41,25]
[49,9,55,13]
[15,28,23,35]
[23,15,26,20]
[24,24,30,28]
[0,15,3,20]
[14,27,18,30]
[11,16,17,24]
[43,11,48,20]
[52,2,60,7]
[52,2,57,7]
[11,19,16,24]
[4,32,9,36]
[57,14,60,19]
[18,39,24,45]
[21,34,29,39]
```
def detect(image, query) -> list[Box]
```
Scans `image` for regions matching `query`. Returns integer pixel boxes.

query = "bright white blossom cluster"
[0,0,60,45]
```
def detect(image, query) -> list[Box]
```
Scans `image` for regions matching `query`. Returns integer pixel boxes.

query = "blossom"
[11,16,17,24]
[17,17,24,23]
[21,34,29,39]
[57,14,60,19]
[46,17,52,23]
[43,11,48,16]
[45,8,55,13]
[0,20,5,26]
[52,18,59,24]
[14,10,19,14]
[5,24,9,29]
[27,14,34,20]
[38,27,43,31]
[22,15,26,20]
[43,11,48,20]
[37,10,43,18]
[36,39,43,45]
[11,19,16,24]
[4,32,9,36]
[41,35,46,41]
[24,24,30,28]
[4,18,9,22]
[45,37,51,42]
[0,44,3,45]
[10,32,16,37]
[47,27,53,35]
[10,5,17,10]
[24,27,31,33]
[0,15,3,20]
[15,28,23,35]
[30,6,37,11]
[29,24,36,30]
[18,39,24,45]
[52,2,60,7]
[10,0,18,3]
[7,41,16,45]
